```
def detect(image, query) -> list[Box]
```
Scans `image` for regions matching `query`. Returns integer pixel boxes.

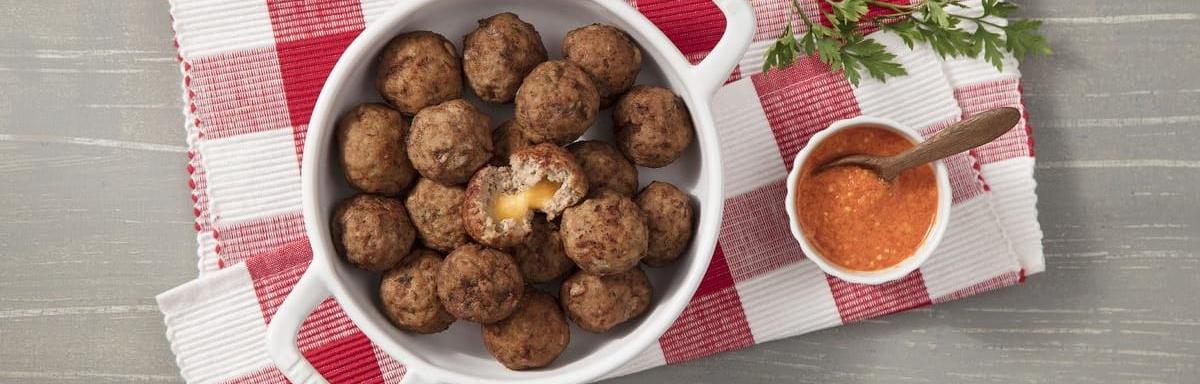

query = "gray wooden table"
[1,1,1196,383]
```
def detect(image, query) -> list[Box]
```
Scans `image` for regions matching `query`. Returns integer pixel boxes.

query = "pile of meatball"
[332,13,696,371]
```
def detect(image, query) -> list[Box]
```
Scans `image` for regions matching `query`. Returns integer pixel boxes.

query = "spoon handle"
[887,107,1022,175]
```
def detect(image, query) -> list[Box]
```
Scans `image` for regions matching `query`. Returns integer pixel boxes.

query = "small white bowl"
[784,116,953,285]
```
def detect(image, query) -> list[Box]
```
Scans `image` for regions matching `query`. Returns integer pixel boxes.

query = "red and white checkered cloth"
[157,0,1045,382]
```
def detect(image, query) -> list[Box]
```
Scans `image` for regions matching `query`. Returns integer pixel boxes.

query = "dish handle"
[265,269,439,384]
[265,270,334,384]
[688,0,756,98]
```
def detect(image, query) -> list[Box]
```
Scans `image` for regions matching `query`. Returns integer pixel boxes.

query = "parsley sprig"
[763,0,1051,86]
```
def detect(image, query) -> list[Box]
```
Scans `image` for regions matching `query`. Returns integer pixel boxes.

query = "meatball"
[560,268,652,332]
[482,287,570,370]
[405,178,469,252]
[562,24,642,107]
[560,192,648,275]
[490,120,535,166]
[407,99,493,185]
[511,215,574,283]
[613,85,694,168]
[336,103,415,195]
[514,60,600,145]
[379,248,456,333]
[567,140,638,197]
[636,181,694,267]
[437,244,524,323]
[375,31,462,115]
[463,144,588,249]
[463,13,548,103]
[332,195,416,271]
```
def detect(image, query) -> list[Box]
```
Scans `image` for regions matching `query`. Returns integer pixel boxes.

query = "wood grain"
[0,0,1196,383]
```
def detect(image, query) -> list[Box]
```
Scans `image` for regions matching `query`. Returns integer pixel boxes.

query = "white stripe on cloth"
[158,264,272,383]
[198,128,302,225]
[171,0,275,58]
[713,79,788,197]
[982,157,1044,274]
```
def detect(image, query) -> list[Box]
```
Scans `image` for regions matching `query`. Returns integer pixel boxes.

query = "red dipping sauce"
[794,126,939,271]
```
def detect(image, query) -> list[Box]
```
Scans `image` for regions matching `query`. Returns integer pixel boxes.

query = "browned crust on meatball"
[560,268,651,332]
[375,31,462,115]
[567,140,638,197]
[512,216,574,283]
[463,13,548,103]
[514,60,600,145]
[490,120,535,166]
[407,99,493,185]
[436,244,524,323]
[332,195,416,271]
[560,192,648,275]
[508,143,588,218]
[462,166,532,249]
[337,103,415,195]
[562,24,642,107]
[482,287,570,370]
[379,248,456,333]
[636,181,695,267]
[613,85,694,168]
[405,178,469,252]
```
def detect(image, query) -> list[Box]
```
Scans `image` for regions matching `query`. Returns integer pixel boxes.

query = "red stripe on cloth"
[244,239,386,382]
[266,0,365,43]
[752,56,861,169]
[932,271,1022,304]
[954,78,1030,164]
[718,180,807,282]
[275,30,362,159]
[221,366,288,384]
[245,239,313,322]
[305,330,385,384]
[298,298,361,351]
[637,0,726,59]
[189,48,293,140]
[217,211,307,267]
[826,270,932,323]
[658,244,755,363]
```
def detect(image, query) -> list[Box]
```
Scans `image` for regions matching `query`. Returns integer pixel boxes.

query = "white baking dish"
[265,0,754,382]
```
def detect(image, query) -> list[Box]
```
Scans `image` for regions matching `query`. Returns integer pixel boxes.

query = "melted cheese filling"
[492,179,560,221]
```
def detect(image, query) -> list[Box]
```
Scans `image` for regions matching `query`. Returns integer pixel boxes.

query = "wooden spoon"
[819,107,1022,181]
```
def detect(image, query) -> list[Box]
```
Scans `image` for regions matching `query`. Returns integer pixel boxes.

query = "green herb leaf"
[760,0,1049,85]
[1004,19,1053,61]
[828,0,870,23]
